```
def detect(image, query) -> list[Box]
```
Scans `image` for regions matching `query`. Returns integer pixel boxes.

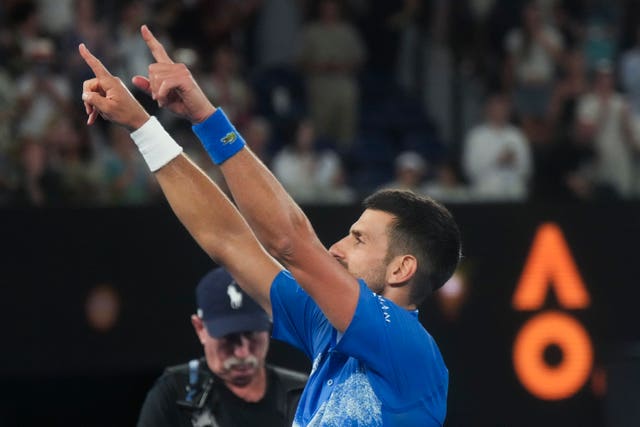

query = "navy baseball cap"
[196,267,271,338]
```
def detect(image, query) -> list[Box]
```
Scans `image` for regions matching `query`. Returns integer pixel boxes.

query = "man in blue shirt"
[78,25,461,426]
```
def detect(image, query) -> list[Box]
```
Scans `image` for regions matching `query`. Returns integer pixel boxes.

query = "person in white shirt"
[462,94,532,201]
[503,1,564,144]
[575,62,636,198]
[271,118,355,204]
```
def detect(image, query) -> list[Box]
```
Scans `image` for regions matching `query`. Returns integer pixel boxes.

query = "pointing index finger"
[141,25,174,64]
[79,43,112,78]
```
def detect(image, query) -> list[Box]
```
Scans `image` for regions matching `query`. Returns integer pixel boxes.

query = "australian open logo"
[220,132,237,145]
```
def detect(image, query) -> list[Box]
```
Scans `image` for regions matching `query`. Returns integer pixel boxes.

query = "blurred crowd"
[2,0,640,207]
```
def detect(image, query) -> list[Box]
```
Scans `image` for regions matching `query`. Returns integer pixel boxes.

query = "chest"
[299,351,383,426]
[186,382,284,427]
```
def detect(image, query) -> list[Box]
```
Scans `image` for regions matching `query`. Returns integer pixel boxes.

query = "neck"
[226,367,267,403]
[383,286,416,311]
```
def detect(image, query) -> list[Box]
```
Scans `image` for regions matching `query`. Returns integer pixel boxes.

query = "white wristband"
[130,116,183,172]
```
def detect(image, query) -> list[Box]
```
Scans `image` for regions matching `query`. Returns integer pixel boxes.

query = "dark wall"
[1,203,639,426]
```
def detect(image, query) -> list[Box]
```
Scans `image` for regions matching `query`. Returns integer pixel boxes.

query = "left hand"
[79,43,150,131]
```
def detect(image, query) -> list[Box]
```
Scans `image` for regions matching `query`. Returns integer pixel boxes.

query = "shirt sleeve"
[269,270,330,359]
[335,280,448,406]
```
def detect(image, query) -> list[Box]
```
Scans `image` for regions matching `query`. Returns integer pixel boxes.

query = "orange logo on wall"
[512,223,593,401]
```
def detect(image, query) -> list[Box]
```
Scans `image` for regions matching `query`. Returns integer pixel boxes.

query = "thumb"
[131,75,151,95]
[82,91,109,113]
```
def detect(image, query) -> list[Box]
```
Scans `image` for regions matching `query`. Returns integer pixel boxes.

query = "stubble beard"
[339,259,386,295]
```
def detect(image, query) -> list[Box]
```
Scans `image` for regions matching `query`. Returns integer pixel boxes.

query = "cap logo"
[227,282,243,309]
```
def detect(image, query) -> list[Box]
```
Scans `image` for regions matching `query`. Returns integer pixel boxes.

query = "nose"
[328,238,345,260]
[233,336,251,358]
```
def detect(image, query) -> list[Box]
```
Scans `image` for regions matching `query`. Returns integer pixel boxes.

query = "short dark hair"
[363,189,461,305]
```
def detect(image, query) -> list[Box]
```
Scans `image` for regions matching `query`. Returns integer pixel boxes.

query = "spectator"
[389,0,428,95]
[575,61,636,198]
[503,1,565,144]
[422,161,473,203]
[5,0,45,75]
[14,37,73,139]
[114,1,155,88]
[45,115,102,205]
[620,26,640,117]
[381,150,428,193]
[240,116,273,164]
[201,45,254,127]
[462,93,532,200]
[100,124,160,205]
[296,0,366,150]
[272,118,355,204]
[35,0,74,37]
[0,65,17,178]
[11,137,64,206]
[253,0,304,69]
[59,0,111,94]
[535,49,592,200]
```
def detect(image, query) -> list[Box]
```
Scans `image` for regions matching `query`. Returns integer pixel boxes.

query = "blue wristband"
[192,108,246,165]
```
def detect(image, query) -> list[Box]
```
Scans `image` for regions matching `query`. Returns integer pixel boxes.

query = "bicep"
[220,239,284,317]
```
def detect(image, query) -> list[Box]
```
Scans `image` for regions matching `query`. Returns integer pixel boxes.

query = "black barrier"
[1,203,640,425]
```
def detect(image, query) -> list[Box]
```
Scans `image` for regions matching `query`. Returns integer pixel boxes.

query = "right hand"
[132,25,216,124]
[79,43,150,131]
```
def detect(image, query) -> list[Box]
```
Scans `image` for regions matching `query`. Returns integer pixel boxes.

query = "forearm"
[156,155,249,257]
[220,148,319,263]
[154,153,276,310]
[129,115,277,309]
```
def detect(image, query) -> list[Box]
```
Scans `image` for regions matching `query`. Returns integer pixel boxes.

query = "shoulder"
[138,361,209,427]
[157,359,211,388]
[162,361,193,379]
[145,363,190,398]
[466,125,490,144]
[163,361,191,374]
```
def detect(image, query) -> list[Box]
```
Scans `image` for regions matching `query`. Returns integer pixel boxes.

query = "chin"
[229,373,254,387]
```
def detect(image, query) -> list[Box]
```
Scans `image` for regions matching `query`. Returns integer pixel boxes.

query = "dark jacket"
[137,359,307,427]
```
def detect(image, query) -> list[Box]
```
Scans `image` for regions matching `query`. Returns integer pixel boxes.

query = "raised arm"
[136,27,360,332]
[78,43,281,314]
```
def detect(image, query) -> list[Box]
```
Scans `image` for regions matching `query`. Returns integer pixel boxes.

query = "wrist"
[128,111,151,132]
[130,116,183,172]
[192,108,246,165]
[192,105,217,125]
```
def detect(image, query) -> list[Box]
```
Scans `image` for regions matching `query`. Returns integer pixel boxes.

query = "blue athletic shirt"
[270,270,448,427]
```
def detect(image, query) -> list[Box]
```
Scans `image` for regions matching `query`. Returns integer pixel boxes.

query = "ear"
[386,254,418,287]
[191,314,208,345]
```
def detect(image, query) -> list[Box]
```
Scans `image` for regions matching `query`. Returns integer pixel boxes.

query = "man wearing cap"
[137,267,307,427]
